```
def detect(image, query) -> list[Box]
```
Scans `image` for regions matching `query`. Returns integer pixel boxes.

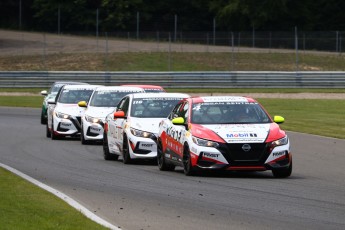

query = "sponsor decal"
[166,126,183,142]
[141,143,154,147]
[273,151,286,157]
[90,127,102,133]
[226,133,257,138]
[203,153,219,158]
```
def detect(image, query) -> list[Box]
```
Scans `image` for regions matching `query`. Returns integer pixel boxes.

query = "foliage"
[1,0,345,32]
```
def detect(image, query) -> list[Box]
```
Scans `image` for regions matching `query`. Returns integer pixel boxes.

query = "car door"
[112,96,130,154]
[165,101,189,163]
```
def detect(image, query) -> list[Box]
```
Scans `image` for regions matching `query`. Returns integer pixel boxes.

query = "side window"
[120,98,130,116]
[169,102,183,120]
[177,102,189,122]
[117,97,127,111]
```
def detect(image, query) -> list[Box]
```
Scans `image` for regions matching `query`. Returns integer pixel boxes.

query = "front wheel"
[81,126,90,145]
[51,121,59,140]
[46,122,51,138]
[157,140,175,171]
[183,145,196,176]
[122,135,132,164]
[272,162,292,178]
[103,132,118,161]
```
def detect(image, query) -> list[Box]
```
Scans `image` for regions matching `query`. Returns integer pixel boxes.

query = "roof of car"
[62,84,101,90]
[130,92,189,99]
[121,84,165,90]
[53,81,89,85]
[94,86,145,92]
[189,96,257,103]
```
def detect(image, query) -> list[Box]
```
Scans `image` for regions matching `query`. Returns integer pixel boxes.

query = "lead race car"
[157,96,292,178]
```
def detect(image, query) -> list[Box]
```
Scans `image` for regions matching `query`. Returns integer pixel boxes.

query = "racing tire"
[46,122,51,138]
[157,140,175,171]
[81,126,90,145]
[103,132,118,161]
[122,135,132,164]
[183,145,196,176]
[51,121,60,140]
[272,162,292,178]
[41,111,47,125]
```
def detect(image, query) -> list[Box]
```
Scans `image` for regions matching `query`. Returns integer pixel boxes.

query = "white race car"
[79,86,145,144]
[103,93,189,163]
[46,84,100,140]
[157,96,292,178]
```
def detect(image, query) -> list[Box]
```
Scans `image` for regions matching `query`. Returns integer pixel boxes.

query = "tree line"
[1,0,344,33]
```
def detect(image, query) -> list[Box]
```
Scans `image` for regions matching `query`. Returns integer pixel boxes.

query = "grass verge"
[0,167,109,230]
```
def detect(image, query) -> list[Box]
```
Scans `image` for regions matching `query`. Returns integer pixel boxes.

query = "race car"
[157,96,292,178]
[46,84,100,140]
[40,81,88,124]
[120,84,166,93]
[79,86,145,144]
[103,93,189,163]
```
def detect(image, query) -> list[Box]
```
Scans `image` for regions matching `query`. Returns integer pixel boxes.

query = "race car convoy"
[42,82,292,178]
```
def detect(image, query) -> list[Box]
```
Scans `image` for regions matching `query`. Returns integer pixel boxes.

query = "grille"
[217,143,270,166]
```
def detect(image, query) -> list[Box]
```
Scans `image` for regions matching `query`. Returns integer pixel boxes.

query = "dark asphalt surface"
[1,107,345,230]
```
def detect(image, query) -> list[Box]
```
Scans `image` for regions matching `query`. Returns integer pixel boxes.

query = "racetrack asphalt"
[1,107,345,230]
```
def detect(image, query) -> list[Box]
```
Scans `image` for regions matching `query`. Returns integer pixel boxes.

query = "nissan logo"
[242,144,251,152]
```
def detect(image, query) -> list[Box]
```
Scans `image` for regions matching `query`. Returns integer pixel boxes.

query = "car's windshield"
[131,97,181,118]
[58,89,94,104]
[191,102,271,124]
[49,84,65,94]
[89,91,137,107]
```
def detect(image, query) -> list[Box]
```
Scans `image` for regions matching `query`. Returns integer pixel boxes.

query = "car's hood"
[191,123,274,143]
[129,117,163,134]
[85,107,115,120]
[55,103,86,117]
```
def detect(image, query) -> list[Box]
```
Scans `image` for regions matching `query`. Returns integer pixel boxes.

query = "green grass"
[1,52,345,71]
[0,96,43,108]
[0,168,109,230]
[258,98,345,139]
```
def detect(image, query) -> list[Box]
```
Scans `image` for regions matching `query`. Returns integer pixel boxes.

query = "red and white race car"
[157,96,292,177]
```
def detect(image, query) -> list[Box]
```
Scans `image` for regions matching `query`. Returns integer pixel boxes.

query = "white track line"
[0,163,120,230]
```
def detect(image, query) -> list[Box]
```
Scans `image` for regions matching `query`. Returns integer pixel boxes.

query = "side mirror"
[273,115,285,124]
[172,117,185,125]
[41,90,48,96]
[114,110,126,119]
[78,101,87,107]
[47,98,56,105]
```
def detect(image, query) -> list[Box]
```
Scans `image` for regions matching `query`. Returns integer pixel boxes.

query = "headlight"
[55,111,71,119]
[85,115,101,123]
[271,136,288,147]
[192,136,219,148]
[130,128,154,138]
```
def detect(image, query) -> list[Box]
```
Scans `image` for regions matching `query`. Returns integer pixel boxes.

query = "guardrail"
[1,71,345,88]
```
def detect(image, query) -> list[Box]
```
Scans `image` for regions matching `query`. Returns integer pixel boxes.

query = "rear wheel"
[157,140,175,171]
[272,162,292,178]
[122,135,132,164]
[183,145,196,176]
[103,132,118,160]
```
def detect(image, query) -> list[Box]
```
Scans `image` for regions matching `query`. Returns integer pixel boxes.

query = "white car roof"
[62,84,101,90]
[130,92,190,99]
[197,96,254,103]
[94,86,145,92]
